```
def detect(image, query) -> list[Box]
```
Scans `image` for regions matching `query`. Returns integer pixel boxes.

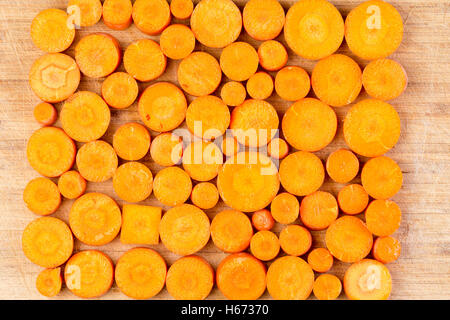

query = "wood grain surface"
[0,0,449,300]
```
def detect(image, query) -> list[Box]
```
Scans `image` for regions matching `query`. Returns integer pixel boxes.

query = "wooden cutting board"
[0,0,449,300]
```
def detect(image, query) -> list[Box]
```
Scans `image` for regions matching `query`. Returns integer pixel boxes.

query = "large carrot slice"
[191,182,219,210]
[313,274,342,300]
[124,39,166,82]
[150,133,183,167]
[76,140,118,182]
[101,72,139,109]
[243,0,285,41]
[258,40,288,71]
[58,170,86,199]
[113,162,153,203]
[338,184,369,215]
[160,24,196,60]
[120,205,161,245]
[250,230,280,261]
[307,248,333,273]
[170,0,194,19]
[246,72,274,100]
[182,140,223,181]
[36,268,62,297]
[211,209,253,253]
[300,191,338,230]
[373,236,401,264]
[267,138,289,160]
[23,177,61,216]
[326,149,360,183]
[132,0,171,35]
[251,209,275,231]
[220,42,259,81]
[361,156,402,199]
[113,122,151,161]
[274,66,310,101]
[270,192,299,224]
[365,199,401,236]
[220,81,247,107]
[103,0,133,30]
[279,225,312,256]
[68,0,102,27]
[33,102,57,126]
[221,136,241,157]
[153,167,192,206]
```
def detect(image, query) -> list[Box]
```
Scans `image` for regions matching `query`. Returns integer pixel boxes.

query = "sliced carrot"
[170,0,194,19]
[160,24,196,60]
[275,66,310,101]
[27,127,76,177]
[313,274,342,300]
[153,167,192,206]
[33,102,57,126]
[365,199,401,236]
[182,140,223,181]
[246,72,274,100]
[220,42,259,81]
[270,192,299,224]
[69,192,121,246]
[124,39,166,82]
[132,0,171,35]
[307,248,333,273]
[266,256,314,300]
[267,138,289,160]
[23,177,61,216]
[250,230,280,261]
[120,205,161,245]
[22,217,73,268]
[113,162,153,203]
[373,236,401,264]
[279,225,312,256]
[251,209,275,231]
[159,204,210,255]
[337,184,369,215]
[258,40,288,71]
[150,133,183,167]
[325,216,373,263]
[101,72,139,109]
[58,170,86,199]
[300,191,338,230]
[221,136,241,157]
[102,0,133,30]
[76,140,118,182]
[361,156,403,199]
[113,122,151,161]
[216,253,266,300]
[220,81,247,107]
[68,0,102,27]
[344,259,392,300]
[211,209,253,253]
[326,149,360,183]
[191,182,219,210]
[36,268,62,297]
[243,0,285,40]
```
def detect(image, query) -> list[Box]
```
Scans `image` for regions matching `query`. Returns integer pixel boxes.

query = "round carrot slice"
[115,248,167,299]
[217,151,280,212]
[22,217,73,268]
[361,156,402,199]
[132,0,171,35]
[153,167,192,206]
[58,170,86,199]
[365,199,401,236]
[159,204,210,255]
[326,216,373,263]
[24,177,61,216]
[313,274,342,300]
[220,81,247,107]
[300,191,338,230]
[124,39,166,82]
[267,138,289,160]
[113,123,150,161]
[258,40,288,71]
[101,72,138,109]
[211,209,253,253]
[34,102,57,126]
[326,149,359,183]
[68,0,102,27]
[246,72,274,100]
[279,225,312,256]
[270,192,299,224]
[279,151,325,196]
[65,250,114,298]
[220,42,259,82]
[250,230,280,261]
[76,140,118,182]
[69,192,121,246]
[113,162,153,203]
[373,236,401,264]
[267,256,314,300]
[170,0,194,19]
[27,127,76,177]
[182,140,223,181]
[284,0,344,60]
[217,253,266,300]
[243,0,285,41]
[252,209,275,231]
[160,24,196,60]
[190,0,242,48]
[150,133,183,167]
[102,0,133,30]
[191,182,219,210]
[275,66,310,101]
[338,184,369,215]
[36,268,62,297]
[221,136,241,157]
[307,248,333,273]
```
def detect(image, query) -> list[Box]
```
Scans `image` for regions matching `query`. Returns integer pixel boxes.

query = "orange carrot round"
[275,66,310,101]
[113,162,153,203]
[300,191,338,230]
[76,140,118,182]
[191,182,219,210]
[124,39,166,82]
[68,0,102,27]
[153,167,192,206]
[33,102,57,126]
[279,225,312,256]
[102,0,133,30]
[113,122,150,161]
[365,199,401,236]
[267,138,289,160]
[132,0,171,35]
[252,209,275,231]
[120,204,161,245]
[182,140,223,182]
[361,156,403,199]
[160,24,196,60]
[24,177,61,216]
[258,40,288,71]
[221,136,241,157]
[243,0,285,41]
[313,274,342,300]
[373,236,401,264]
[101,72,139,109]
[250,230,280,261]
[36,268,62,297]
[338,184,369,215]
[326,149,360,183]
[150,133,183,167]
[220,81,247,107]
[58,170,86,199]
[211,209,253,253]
[270,192,299,225]
[170,0,194,19]
[307,248,333,273]
[246,72,274,100]
[220,42,259,81]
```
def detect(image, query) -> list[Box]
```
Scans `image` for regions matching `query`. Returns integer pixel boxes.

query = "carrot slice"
[103,0,133,30]
[182,140,223,181]
[307,248,333,273]
[326,149,359,183]
[373,236,401,264]
[211,209,253,253]
[120,205,161,245]
[221,136,241,157]
[279,151,325,196]
[24,177,61,216]
[270,192,299,224]
[153,167,192,206]
[132,0,171,35]
[76,140,118,182]
[258,40,288,71]
[344,259,392,300]
[65,250,114,298]
[29,53,80,103]
[220,81,247,107]
[69,192,121,246]
[27,127,76,177]
[170,0,194,19]
[361,156,402,199]
[251,209,275,231]
[68,0,102,27]
[313,274,342,300]
[220,42,259,81]
[124,39,166,82]
[160,24,196,60]
[113,162,153,203]
[101,72,139,109]
[300,191,338,230]
[31,9,75,53]
[365,199,401,236]
[267,256,314,300]
[243,0,285,41]
[279,225,312,256]
[267,138,289,160]
[150,133,183,167]
[337,184,369,215]
[250,230,280,261]
[275,66,310,101]
[217,253,266,300]
[36,268,62,297]
[22,217,73,268]
[34,102,57,126]
[325,216,373,263]
[58,170,86,199]
[190,0,242,48]
[246,72,274,100]
[113,122,150,161]
[191,182,219,210]
[159,204,210,255]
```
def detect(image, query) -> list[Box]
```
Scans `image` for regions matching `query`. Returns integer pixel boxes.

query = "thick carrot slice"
[178,52,222,96]
[363,59,408,100]
[217,152,280,212]
[160,24,196,60]
[300,191,338,230]
[22,217,73,268]
[267,256,314,300]
[103,0,133,30]
[170,0,194,19]
[267,138,289,160]
[344,259,392,300]
[186,95,230,140]
[153,167,192,206]
[220,42,259,82]
[345,0,403,60]
[279,225,312,256]
[246,72,274,100]
[312,54,362,107]
[313,274,342,300]
[113,122,150,161]
[29,53,80,103]
[120,205,161,245]
[338,184,369,215]
[76,140,118,182]
[217,253,266,300]
[258,40,288,71]
[68,0,102,27]
[75,33,121,78]
[252,209,275,231]
[326,149,359,183]
[325,216,373,263]
[365,199,401,236]
[27,127,76,177]
[191,182,219,210]
[159,204,210,255]
[65,250,114,298]
[220,81,247,107]
[343,99,401,157]
[275,66,310,101]
[361,156,402,199]
[34,102,57,126]
[113,162,153,203]
[282,98,337,152]
[250,230,280,261]
[61,91,110,142]
[124,39,166,82]
[182,140,223,181]
[221,136,240,157]
[115,248,166,299]
[279,151,325,196]
[307,248,333,273]
[270,192,299,224]
[31,9,75,53]
[373,236,401,264]
[58,170,86,199]
[101,72,138,109]
[190,0,242,48]
[150,133,183,167]
[243,0,285,40]
[284,0,344,60]
[24,177,61,216]
[211,209,253,253]
[132,0,171,35]
[36,268,62,297]
[69,192,121,246]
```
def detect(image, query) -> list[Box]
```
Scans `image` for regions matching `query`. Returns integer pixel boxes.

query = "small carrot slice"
[153,167,192,206]
[36,268,62,297]
[102,0,133,30]
[361,156,403,199]
[113,122,151,161]
[365,199,401,236]
[150,133,183,167]
[34,102,57,126]
[132,0,171,35]
[307,248,333,273]
[258,40,288,71]
[24,177,61,216]
[251,209,275,231]
[76,140,118,182]
[101,72,139,109]
[326,149,359,183]
[373,236,401,264]
[191,182,219,210]
[170,0,194,19]
[267,138,289,160]
[279,225,312,256]
[68,0,102,27]
[246,72,274,100]
[221,136,241,157]
[313,274,342,300]
[220,81,247,107]
[124,39,166,82]
[300,191,338,230]
[160,24,196,60]
[243,0,285,41]
[250,230,280,261]
[338,184,369,215]
[120,205,161,245]
[275,66,310,101]
[270,192,299,224]
[113,162,153,203]
[220,42,259,82]
[211,209,253,253]
[182,140,223,181]
[217,253,266,300]
[57,171,86,200]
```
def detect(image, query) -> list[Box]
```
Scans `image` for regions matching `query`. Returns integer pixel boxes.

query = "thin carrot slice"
[113,162,153,203]
[243,0,285,41]
[365,199,401,236]
[120,205,161,245]
[159,204,210,255]
[361,156,402,199]
[338,184,369,215]
[153,167,192,206]
[279,225,312,256]
[182,140,223,181]
[246,72,274,100]
[65,250,114,298]
[58,170,86,199]
[132,0,171,35]
[22,217,73,268]
[101,72,138,109]
[258,40,288,71]
[275,66,310,101]
[27,127,76,177]
[250,230,280,261]
[68,0,102,27]
[124,39,166,82]
[76,140,118,182]
[103,0,133,30]
[220,42,259,81]
[160,24,196,60]
[326,149,359,183]
[211,209,253,253]
[307,248,333,273]
[113,123,151,161]
[217,253,266,300]
[325,216,373,263]
[313,274,342,300]
[24,177,61,216]
[69,192,121,246]
[363,59,408,100]
[270,192,299,225]
[300,191,338,230]
[251,209,275,231]
[191,182,219,210]
[221,136,241,157]
[267,256,314,300]
[170,0,194,19]
[36,268,62,297]
[267,138,289,160]
[34,102,57,126]
[150,133,183,167]
[220,81,247,107]
[373,236,401,264]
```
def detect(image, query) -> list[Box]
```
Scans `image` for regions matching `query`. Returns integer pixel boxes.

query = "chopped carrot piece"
[58,170,86,199]
[170,0,194,19]
[325,216,373,263]
[326,149,360,183]
[220,81,247,107]
[160,24,196,60]
[33,102,57,126]
[23,177,61,216]
[76,140,118,182]
[159,204,210,255]
[153,167,192,206]
[220,42,259,81]
[150,133,183,167]
[113,122,151,161]
[68,0,102,27]
[243,0,285,41]
[307,248,333,273]
[221,136,241,157]
[246,72,274,100]
[69,192,122,246]
[217,253,266,300]
[361,156,403,199]
[36,268,62,297]
[313,274,342,300]
[113,162,153,203]
[300,191,338,230]
[251,209,275,231]
[275,66,310,101]
[373,236,401,264]
[211,209,253,253]
[182,140,223,181]
[124,39,166,82]
[250,230,280,261]
[270,192,299,224]
[101,72,139,109]
[258,40,288,71]
[120,205,162,245]
[22,217,73,268]
[191,182,219,210]
[132,0,171,35]
[363,59,408,100]
[279,225,312,256]
[267,138,289,160]
[338,184,369,215]
[365,199,401,236]
[102,0,133,30]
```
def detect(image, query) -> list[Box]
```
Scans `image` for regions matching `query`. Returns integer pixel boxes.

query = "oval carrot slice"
[124,39,166,82]
[68,0,102,27]
[267,138,289,160]
[300,191,338,230]
[250,230,280,261]
[76,140,118,182]
[361,156,402,199]
[313,274,342,300]
[270,192,299,225]
[23,177,61,216]
[150,133,183,167]
[326,149,359,183]
[170,0,194,19]
[307,248,333,273]
[120,204,161,245]
[220,81,247,107]
[365,199,401,236]
[153,167,192,206]
[103,0,133,30]
[279,225,312,256]
[36,268,62,297]
[160,24,196,60]
[132,0,171,35]
[258,40,288,71]
[373,236,401,264]
[243,0,285,41]
[34,102,57,126]
[220,42,259,81]
[246,71,274,100]
[101,72,139,109]
[58,170,86,199]
[221,136,241,157]
[182,140,223,182]
[338,184,369,215]
[251,209,275,231]
[191,182,219,210]
[275,66,310,101]
[211,209,253,253]
[113,162,153,203]
[113,122,151,161]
